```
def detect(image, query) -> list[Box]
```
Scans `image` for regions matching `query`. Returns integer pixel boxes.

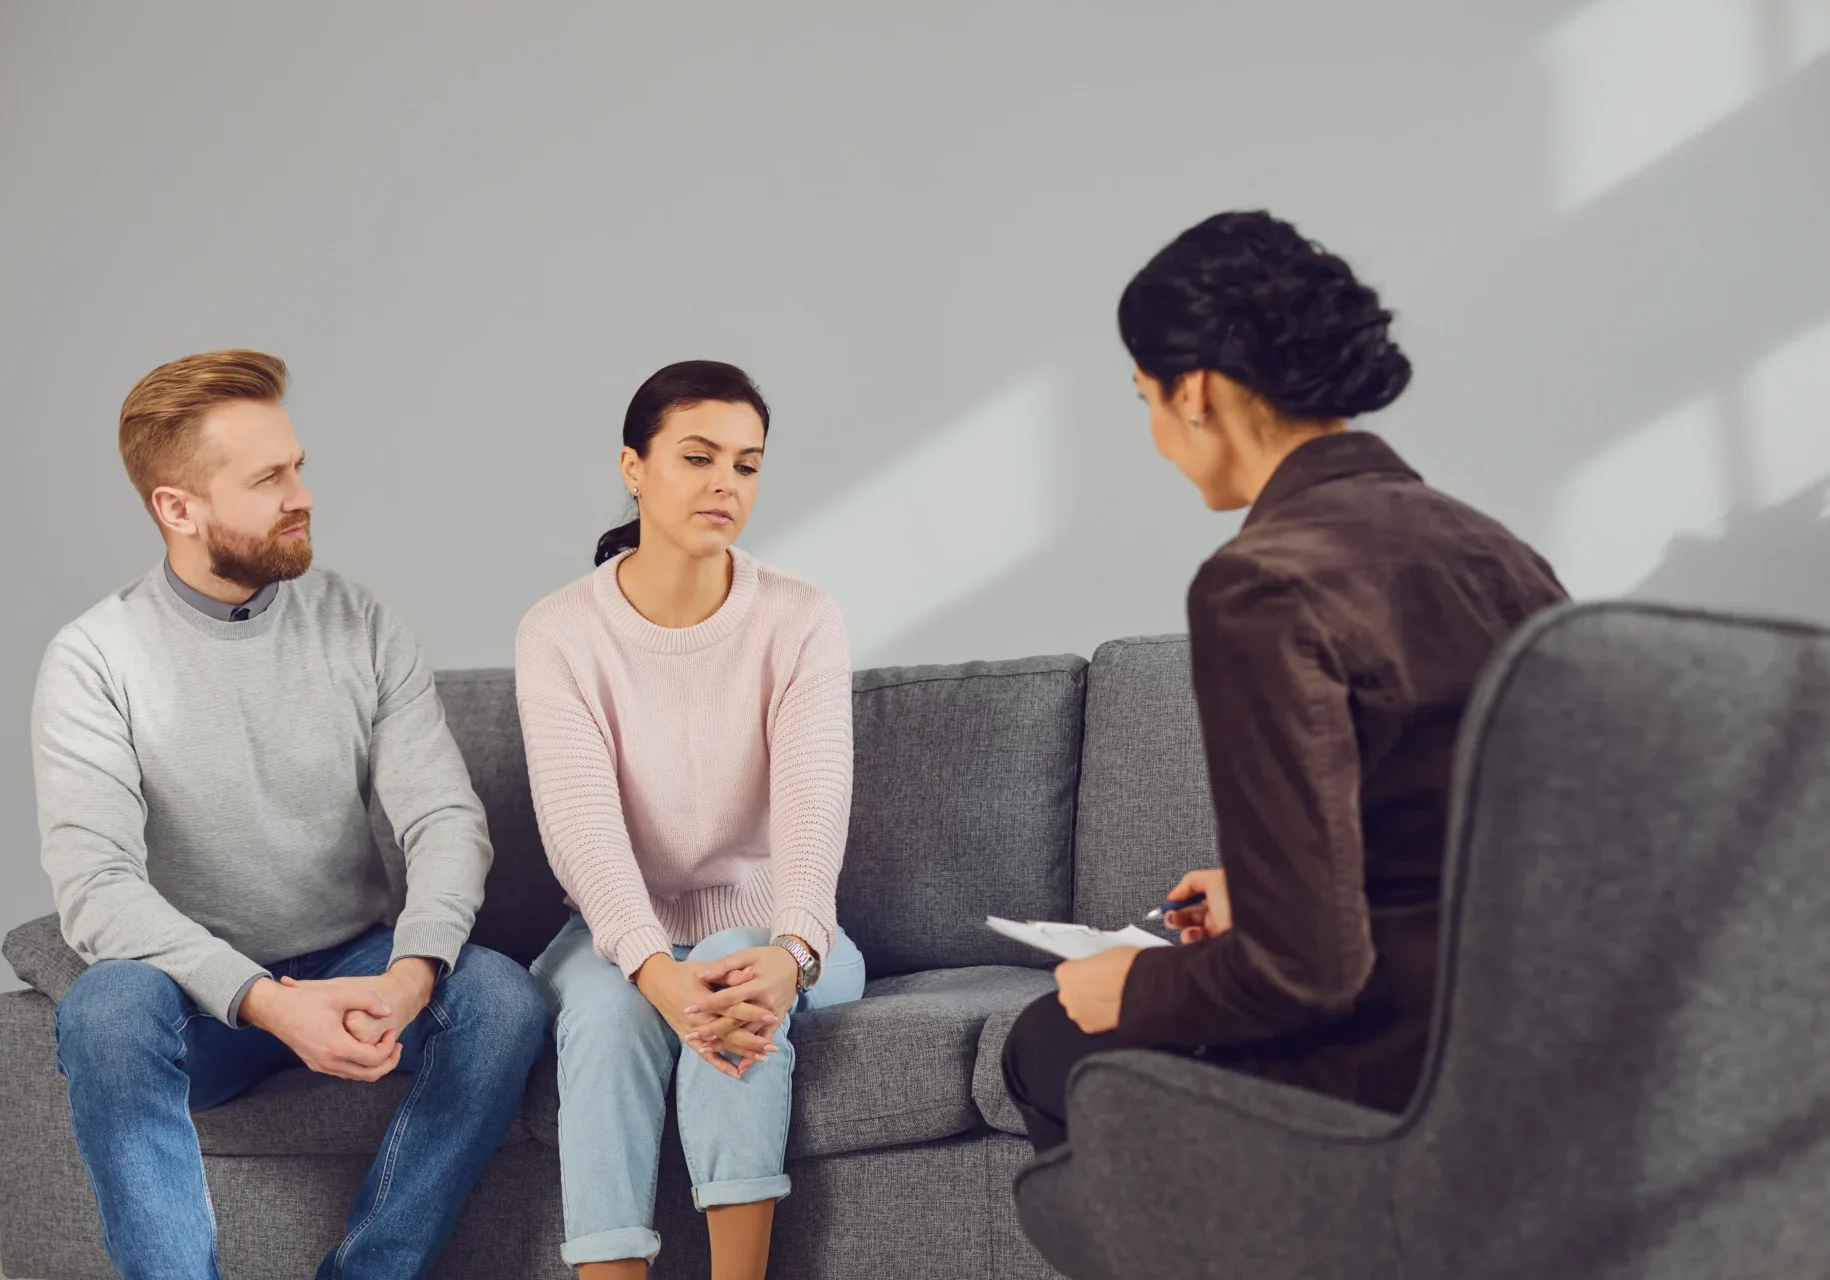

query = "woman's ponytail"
[594,518,641,566]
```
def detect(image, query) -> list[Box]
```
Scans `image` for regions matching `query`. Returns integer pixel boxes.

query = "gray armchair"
[1016,602,1830,1280]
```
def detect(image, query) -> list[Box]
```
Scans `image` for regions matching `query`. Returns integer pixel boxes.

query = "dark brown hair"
[1119,211,1410,420]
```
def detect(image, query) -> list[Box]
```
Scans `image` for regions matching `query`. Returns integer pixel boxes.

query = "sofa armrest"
[2,914,86,1003]
[1014,1050,1403,1280]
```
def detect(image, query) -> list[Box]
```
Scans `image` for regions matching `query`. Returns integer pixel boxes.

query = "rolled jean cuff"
[692,1173,791,1211]
[561,1226,661,1265]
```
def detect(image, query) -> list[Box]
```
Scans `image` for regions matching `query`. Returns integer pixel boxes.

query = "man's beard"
[206,514,313,589]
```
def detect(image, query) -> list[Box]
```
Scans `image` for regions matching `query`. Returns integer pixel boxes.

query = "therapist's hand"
[1054,946,1139,1035]
[1162,868,1233,944]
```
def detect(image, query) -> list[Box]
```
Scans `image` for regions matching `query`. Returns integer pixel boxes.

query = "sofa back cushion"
[1070,636,1219,929]
[839,656,1086,975]
[394,670,569,966]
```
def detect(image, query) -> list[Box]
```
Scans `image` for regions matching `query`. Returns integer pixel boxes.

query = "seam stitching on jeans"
[775,1022,794,1177]
[329,997,445,1276]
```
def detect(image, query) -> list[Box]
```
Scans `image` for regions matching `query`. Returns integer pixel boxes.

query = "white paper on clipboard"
[985,916,1173,961]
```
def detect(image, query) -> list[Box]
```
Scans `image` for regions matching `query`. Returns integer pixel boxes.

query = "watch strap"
[770,934,817,991]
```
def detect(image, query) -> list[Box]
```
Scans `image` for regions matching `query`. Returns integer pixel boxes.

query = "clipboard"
[985,916,1172,961]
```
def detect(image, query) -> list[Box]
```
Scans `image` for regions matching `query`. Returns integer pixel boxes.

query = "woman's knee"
[549,965,671,1066]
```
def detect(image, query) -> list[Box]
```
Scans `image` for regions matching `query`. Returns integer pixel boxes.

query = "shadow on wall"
[1634,475,1830,626]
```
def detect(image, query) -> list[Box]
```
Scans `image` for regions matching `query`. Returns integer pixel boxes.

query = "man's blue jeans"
[53,926,548,1280]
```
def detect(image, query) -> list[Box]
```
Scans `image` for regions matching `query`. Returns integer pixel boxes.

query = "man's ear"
[149,485,200,537]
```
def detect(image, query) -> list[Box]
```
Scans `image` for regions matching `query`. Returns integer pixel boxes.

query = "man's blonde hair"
[118,350,289,507]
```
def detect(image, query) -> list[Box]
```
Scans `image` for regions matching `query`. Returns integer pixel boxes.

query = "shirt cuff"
[389,919,468,978]
[225,970,271,1029]
[769,907,832,961]
[606,924,675,981]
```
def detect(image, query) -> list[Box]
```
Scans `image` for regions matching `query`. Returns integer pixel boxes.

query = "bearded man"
[31,350,547,1280]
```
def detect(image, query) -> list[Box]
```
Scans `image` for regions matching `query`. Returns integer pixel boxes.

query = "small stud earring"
[1188,416,1202,428]
[631,487,640,500]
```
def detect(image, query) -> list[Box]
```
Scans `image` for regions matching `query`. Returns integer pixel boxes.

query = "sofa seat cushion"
[972,1006,1033,1136]
[190,1068,531,1157]
[524,965,1055,1161]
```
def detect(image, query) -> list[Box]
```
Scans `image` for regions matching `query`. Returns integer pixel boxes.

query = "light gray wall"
[3,0,1827,987]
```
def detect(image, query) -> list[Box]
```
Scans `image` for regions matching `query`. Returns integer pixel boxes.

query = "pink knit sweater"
[514,548,853,976]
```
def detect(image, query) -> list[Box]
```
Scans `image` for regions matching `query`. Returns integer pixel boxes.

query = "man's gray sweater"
[31,564,492,1024]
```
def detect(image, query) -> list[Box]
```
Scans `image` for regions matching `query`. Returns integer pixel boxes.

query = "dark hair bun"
[1118,211,1411,420]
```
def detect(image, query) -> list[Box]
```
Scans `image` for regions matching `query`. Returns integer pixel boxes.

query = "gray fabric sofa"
[1016,602,1830,1280]
[2,638,1214,1279]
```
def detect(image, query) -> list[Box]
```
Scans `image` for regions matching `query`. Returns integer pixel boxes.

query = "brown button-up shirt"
[1117,431,1568,1113]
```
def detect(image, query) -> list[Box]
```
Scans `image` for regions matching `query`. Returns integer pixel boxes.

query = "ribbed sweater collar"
[592,548,760,654]
[153,561,291,642]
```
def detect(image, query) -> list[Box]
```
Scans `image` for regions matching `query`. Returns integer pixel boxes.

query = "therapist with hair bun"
[1002,210,1568,1152]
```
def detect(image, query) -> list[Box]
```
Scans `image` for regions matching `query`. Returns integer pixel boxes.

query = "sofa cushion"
[1071,636,1219,929]
[841,656,1086,976]
[520,964,1055,1161]
[788,965,1057,1157]
[972,1006,1033,1136]
[2,914,85,1003]
[190,1070,530,1156]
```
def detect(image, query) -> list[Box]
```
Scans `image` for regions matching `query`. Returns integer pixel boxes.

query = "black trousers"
[1002,993,1222,1153]
[1000,993,1126,1153]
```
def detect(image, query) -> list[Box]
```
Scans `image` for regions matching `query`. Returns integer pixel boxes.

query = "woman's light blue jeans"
[531,913,865,1266]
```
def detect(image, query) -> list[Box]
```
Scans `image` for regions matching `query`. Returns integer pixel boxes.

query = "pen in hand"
[1143,891,1206,923]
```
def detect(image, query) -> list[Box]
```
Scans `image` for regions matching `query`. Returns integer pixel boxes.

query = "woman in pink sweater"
[516,361,862,1280]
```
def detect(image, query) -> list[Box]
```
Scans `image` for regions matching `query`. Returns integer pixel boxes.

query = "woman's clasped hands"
[633,944,802,1079]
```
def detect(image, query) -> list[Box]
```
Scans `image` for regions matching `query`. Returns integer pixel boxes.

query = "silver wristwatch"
[770,934,821,992]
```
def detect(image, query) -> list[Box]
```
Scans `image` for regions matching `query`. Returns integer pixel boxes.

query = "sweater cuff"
[770,907,832,961]
[1115,941,1198,1049]
[608,924,675,981]
[390,919,469,978]
[187,950,273,1027]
